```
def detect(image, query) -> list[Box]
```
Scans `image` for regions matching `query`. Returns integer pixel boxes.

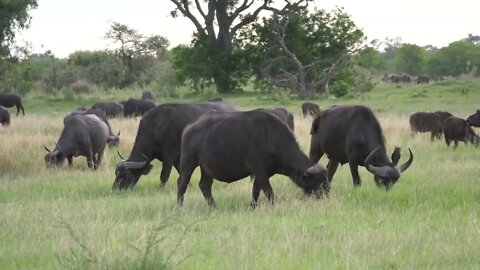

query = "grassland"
[1,78,480,269]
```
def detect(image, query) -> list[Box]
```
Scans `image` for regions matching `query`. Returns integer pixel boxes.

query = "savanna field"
[1,79,480,269]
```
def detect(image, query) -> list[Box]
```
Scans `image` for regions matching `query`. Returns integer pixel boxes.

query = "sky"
[17,0,479,58]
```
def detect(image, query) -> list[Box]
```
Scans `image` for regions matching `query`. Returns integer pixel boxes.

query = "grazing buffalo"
[0,93,25,116]
[409,112,447,141]
[301,102,320,117]
[45,114,109,169]
[0,106,10,126]
[91,102,124,118]
[113,101,237,190]
[122,98,155,117]
[255,107,294,130]
[416,75,430,84]
[466,109,480,127]
[443,116,478,148]
[141,90,155,101]
[177,110,328,208]
[434,110,453,123]
[309,105,413,190]
[64,108,120,147]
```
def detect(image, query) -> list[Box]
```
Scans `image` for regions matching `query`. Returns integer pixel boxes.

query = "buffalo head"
[44,145,66,167]
[113,151,152,190]
[466,110,480,127]
[107,131,121,147]
[300,164,329,197]
[364,146,413,190]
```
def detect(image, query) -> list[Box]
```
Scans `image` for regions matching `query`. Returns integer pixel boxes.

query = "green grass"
[1,78,480,269]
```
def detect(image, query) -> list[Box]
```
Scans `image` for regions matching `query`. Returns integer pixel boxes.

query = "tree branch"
[170,0,204,33]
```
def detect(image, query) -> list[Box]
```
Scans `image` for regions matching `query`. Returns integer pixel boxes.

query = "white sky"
[17,0,479,58]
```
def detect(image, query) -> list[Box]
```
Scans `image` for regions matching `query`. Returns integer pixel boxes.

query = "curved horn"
[306,164,324,175]
[141,154,149,162]
[123,160,147,170]
[366,164,400,179]
[117,151,126,161]
[44,145,51,153]
[364,146,382,166]
[398,148,413,173]
[117,131,121,136]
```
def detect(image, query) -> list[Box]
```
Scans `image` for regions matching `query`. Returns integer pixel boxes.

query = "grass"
[1,78,480,269]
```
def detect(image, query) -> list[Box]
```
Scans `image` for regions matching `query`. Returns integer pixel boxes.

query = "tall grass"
[1,79,480,269]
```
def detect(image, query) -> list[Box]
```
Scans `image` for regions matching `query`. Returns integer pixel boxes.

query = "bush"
[331,80,351,98]
[70,79,95,95]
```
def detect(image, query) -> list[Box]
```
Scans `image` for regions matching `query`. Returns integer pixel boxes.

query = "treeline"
[1,8,480,98]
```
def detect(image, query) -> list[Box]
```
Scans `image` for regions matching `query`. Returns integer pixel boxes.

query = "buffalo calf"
[443,116,478,148]
[0,106,10,126]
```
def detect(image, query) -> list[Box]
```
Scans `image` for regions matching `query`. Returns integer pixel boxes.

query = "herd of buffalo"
[1,89,479,207]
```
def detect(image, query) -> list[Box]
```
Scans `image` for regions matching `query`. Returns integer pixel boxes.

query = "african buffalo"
[177,110,328,208]
[0,106,10,126]
[443,116,478,148]
[301,102,320,117]
[466,109,480,127]
[64,108,120,147]
[122,98,155,117]
[141,90,155,101]
[113,101,237,190]
[0,93,25,116]
[207,97,223,102]
[45,114,109,169]
[416,75,430,84]
[309,105,413,190]
[91,102,123,118]
[409,112,448,141]
[255,107,294,130]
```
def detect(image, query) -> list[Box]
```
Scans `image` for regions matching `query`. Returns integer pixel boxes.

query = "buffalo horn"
[117,131,121,136]
[44,145,51,153]
[366,164,400,179]
[398,148,413,173]
[117,151,126,161]
[364,146,382,166]
[122,160,147,169]
[306,164,324,175]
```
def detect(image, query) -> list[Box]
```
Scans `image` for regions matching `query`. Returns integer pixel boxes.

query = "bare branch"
[194,0,207,18]
[170,0,204,32]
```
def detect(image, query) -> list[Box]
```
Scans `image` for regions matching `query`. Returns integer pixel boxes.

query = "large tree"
[169,0,310,93]
[0,0,38,57]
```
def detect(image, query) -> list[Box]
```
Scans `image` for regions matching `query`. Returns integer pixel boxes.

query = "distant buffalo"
[91,102,123,118]
[207,97,223,102]
[416,75,430,84]
[443,116,478,148]
[0,93,25,116]
[409,111,452,141]
[141,90,155,102]
[45,114,109,169]
[255,107,294,130]
[0,106,10,126]
[122,98,155,117]
[301,102,320,117]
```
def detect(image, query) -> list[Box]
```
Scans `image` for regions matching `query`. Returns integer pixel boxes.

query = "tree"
[426,41,480,77]
[393,44,426,75]
[105,22,169,86]
[169,0,310,93]
[0,0,38,57]
[241,8,365,98]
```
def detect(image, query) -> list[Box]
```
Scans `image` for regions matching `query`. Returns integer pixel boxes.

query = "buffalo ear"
[141,164,153,175]
[310,116,320,135]
[391,147,401,165]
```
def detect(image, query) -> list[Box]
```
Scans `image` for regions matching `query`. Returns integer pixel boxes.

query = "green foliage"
[330,80,350,97]
[354,46,387,73]
[426,41,480,77]
[393,43,426,75]
[0,0,38,57]
[0,57,42,94]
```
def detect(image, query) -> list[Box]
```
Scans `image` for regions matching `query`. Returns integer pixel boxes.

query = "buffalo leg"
[160,161,173,188]
[67,156,73,166]
[177,163,196,207]
[96,151,104,169]
[86,149,94,169]
[349,163,361,186]
[251,180,261,208]
[92,154,98,170]
[251,175,274,208]
[326,160,339,182]
[198,168,216,207]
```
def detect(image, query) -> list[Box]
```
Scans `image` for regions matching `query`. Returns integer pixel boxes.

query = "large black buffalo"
[0,93,25,116]
[255,107,294,130]
[309,105,413,190]
[64,108,120,147]
[177,110,328,208]
[0,106,10,126]
[113,101,237,190]
[45,114,109,169]
[122,98,155,117]
[91,102,124,118]
[409,111,452,141]
[466,109,480,127]
[443,116,478,148]
[301,102,320,117]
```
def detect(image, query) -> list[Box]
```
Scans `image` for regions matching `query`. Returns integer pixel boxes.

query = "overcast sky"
[17,0,479,58]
